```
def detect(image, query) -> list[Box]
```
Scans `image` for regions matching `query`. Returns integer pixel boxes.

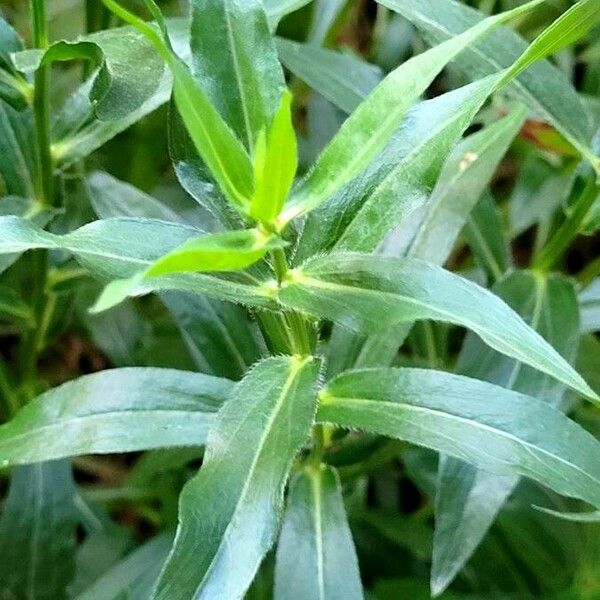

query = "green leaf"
[86,171,181,222]
[146,229,285,277]
[102,0,255,211]
[279,253,596,399]
[0,368,232,466]
[77,535,173,600]
[317,368,600,510]
[279,0,545,225]
[464,191,510,283]
[0,103,35,199]
[580,278,600,333]
[0,16,31,109]
[384,0,597,170]
[274,465,363,600]
[433,271,581,595]
[0,460,78,599]
[190,0,285,150]
[0,216,272,307]
[0,285,34,326]
[153,355,320,600]
[250,90,298,224]
[161,292,264,380]
[275,38,382,114]
[264,0,313,29]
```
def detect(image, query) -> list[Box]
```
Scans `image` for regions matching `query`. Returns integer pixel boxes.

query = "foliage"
[0,0,599,598]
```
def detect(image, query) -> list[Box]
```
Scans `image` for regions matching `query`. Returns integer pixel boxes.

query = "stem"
[534,178,599,272]
[578,255,600,286]
[30,0,53,206]
[0,359,20,420]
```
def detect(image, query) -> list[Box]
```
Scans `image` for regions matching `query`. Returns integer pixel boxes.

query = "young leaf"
[278,0,545,225]
[0,216,272,308]
[0,368,233,465]
[0,461,78,600]
[432,271,580,595]
[385,0,597,170]
[317,368,600,510]
[103,0,254,211]
[146,229,286,277]
[190,0,285,150]
[278,253,596,400]
[250,90,298,224]
[153,355,319,600]
[274,465,364,600]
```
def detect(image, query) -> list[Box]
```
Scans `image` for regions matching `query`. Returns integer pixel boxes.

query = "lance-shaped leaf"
[190,0,285,150]
[317,368,600,510]
[580,278,600,333]
[153,355,320,600]
[0,368,233,466]
[250,90,298,224]
[0,216,272,308]
[274,465,364,600]
[147,229,285,277]
[103,0,254,211]
[275,38,382,115]
[278,253,596,400]
[382,0,598,170]
[0,460,78,600]
[278,0,545,224]
[430,271,582,595]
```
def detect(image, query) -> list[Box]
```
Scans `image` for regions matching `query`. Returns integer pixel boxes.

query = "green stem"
[0,359,20,419]
[578,255,600,286]
[534,178,599,272]
[30,0,53,206]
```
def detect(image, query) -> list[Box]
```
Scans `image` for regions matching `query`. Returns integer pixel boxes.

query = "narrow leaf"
[250,90,298,224]
[274,465,364,600]
[153,356,320,600]
[0,368,232,466]
[279,253,596,400]
[279,0,545,224]
[318,368,600,510]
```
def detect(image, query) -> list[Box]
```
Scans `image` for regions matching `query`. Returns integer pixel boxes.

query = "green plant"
[0,0,599,598]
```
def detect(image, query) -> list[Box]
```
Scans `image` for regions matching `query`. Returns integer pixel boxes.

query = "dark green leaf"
[0,460,78,600]
[153,355,320,600]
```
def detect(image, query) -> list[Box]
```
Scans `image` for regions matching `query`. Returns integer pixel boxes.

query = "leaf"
[279,0,545,224]
[146,229,286,277]
[279,253,596,399]
[153,355,320,600]
[0,102,35,199]
[0,285,34,325]
[160,291,264,380]
[77,535,173,600]
[250,90,298,224]
[190,0,285,150]
[274,465,364,600]
[103,0,255,211]
[0,460,78,599]
[433,271,581,595]
[85,171,181,222]
[0,216,272,307]
[13,26,166,121]
[275,38,382,114]
[464,191,510,283]
[0,368,232,466]
[533,507,600,523]
[579,278,600,333]
[298,87,519,262]
[264,0,313,29]
[383,0,597,168]
[0,16,30,109]
[317,368,600,510]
